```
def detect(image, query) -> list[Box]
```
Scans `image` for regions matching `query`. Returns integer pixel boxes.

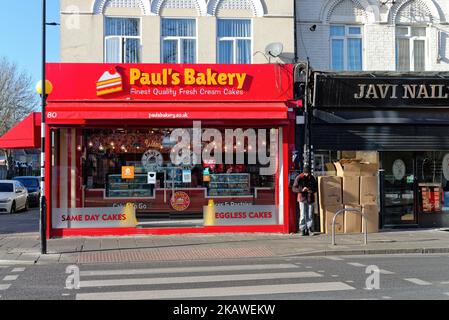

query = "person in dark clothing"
[292,165,317,236]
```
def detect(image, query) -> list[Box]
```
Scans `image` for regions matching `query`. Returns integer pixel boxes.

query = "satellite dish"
[265,42,284,58]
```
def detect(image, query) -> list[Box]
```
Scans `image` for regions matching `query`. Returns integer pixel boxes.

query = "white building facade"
[60,0,295,64]
[296,0,449,71]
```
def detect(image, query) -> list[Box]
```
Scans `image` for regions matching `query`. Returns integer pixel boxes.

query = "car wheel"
[10,201,16,214]
[23,199,29,212]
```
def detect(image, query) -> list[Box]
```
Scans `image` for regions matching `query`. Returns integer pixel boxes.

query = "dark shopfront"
[311,72,449,229]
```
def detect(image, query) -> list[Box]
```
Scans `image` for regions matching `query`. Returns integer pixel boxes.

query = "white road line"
[0,284,11,291]
[12,268,25,273]
[326,256,343,261]
[382,296,392,299]
[345,280,354,283]
[440,281,449,284]
[77,282,356,300]
[404,278,432,286]
[347,262,366,267]
[80,264,299,277]
[379,269,395,275]
[3,275,18,281]
[80,271,323,288]
[444,293,449,297]
[0,260,34,266]
[331,275,339,277]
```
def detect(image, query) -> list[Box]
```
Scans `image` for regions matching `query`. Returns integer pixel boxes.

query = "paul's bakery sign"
[47,63,293,102]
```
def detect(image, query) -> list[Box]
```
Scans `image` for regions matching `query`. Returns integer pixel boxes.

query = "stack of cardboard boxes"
[318,160,379,234]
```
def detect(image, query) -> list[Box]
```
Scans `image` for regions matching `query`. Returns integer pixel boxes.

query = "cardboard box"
[360,163,378,176]
[318,176,342,207]
[325,205,345,234]
[334,160,361,177]
[343,176,360,205]
[319,206,326,233]
[360,176,378,205]
[362,205,379,233]
[344,205,362,234]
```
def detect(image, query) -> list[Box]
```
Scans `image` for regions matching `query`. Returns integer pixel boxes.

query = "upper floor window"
[161,18,196,64]
[330,25,363,71]
[104,17,141,63]
[217,19,252,64]
[396,26,426,72]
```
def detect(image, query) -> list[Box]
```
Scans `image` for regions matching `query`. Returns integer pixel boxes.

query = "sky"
[0,0,60,84]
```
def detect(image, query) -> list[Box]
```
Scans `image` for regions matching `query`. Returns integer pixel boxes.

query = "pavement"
[2,208,449,265]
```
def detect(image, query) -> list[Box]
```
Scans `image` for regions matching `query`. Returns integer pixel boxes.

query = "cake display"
[96,68,123,96]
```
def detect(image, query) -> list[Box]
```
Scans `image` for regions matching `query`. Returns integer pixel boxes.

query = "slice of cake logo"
[96,68,123,96]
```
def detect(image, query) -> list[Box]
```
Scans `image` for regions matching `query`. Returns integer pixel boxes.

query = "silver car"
[0,180,29,214]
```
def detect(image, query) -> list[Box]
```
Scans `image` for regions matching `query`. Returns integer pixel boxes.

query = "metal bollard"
[331,208,368,246]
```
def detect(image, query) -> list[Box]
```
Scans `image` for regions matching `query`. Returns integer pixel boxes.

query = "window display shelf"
[208,173,251,197]
[107,174,154,198]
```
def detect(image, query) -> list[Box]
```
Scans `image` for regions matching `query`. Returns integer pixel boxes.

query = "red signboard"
[46,63,293,102]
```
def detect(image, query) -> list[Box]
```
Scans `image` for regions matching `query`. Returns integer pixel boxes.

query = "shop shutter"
[312,125,449,151]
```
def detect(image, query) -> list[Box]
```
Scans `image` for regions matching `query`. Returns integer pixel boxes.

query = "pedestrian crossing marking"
[404,278,432,286]
[347,262,366,267]
[11,268,25,273]
[0,284,11,291]
[76,282,356,300]
[2,275,18,281]
[80,263,299,277]
[80,271,323,288]
[326,257,343,261]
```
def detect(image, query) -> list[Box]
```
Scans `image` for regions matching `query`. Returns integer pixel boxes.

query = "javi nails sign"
[315,73,449,108]
[47,63,293,102]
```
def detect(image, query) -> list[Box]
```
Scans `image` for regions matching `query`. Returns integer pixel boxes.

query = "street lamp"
[37,0,58,255]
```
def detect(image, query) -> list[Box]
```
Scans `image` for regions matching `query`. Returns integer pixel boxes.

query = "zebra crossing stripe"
[0,284,11,291]
[80,264,299,277]
[404,278,432,286]
[347,262,366,267]
[76,282,356,300]
[80,271,322,288]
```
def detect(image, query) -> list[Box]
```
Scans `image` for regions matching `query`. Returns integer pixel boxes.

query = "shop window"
[396,26,427,72]
[51,127,282,230]
[217,19,252,64]
[161,18,196,64]
[104,17,141,63]
[330,25,363,71]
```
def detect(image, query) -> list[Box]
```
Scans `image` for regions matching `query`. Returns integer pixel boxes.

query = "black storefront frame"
[309,71,449,229]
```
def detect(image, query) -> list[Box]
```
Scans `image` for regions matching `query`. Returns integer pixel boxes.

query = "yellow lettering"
[236,73,247,90]
[196,73,207,86]
[129,68,141,85]
[140,73,151,85]
[184,69,196,85]
[171,72,181,85]
[217,73,228,86]
[226,73,236,86]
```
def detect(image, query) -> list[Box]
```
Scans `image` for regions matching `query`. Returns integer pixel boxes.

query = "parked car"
[0,180,28,214]
[12,176,40,207]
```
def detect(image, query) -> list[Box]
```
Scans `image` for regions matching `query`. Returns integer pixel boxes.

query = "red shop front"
[43,63,298,237]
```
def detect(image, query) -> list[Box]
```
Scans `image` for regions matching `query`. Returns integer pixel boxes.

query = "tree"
[0,57,38,136]
[0,57,38,178]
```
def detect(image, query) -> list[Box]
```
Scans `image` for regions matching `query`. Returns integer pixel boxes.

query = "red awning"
[0,112,41,149]
[46,102,290,123]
